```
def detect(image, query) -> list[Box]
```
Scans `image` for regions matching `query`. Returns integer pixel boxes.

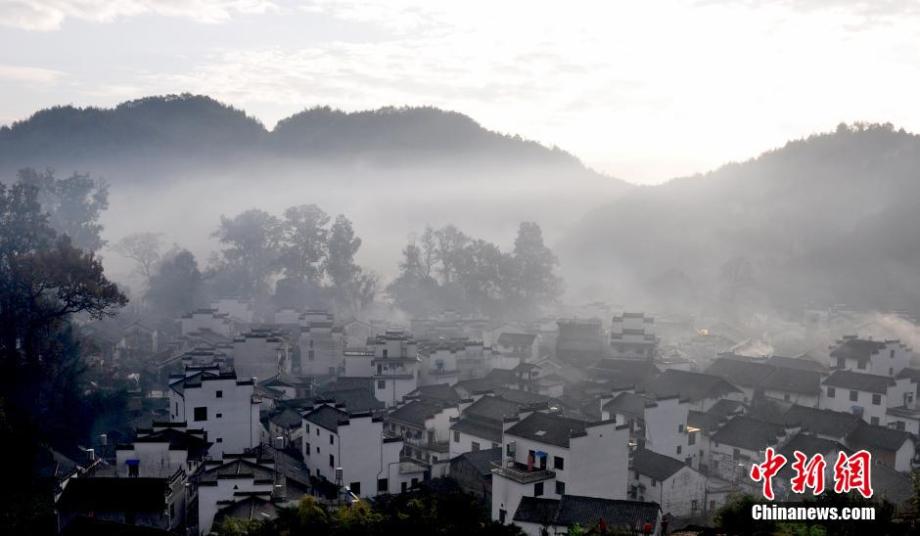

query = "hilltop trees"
[210,207,376,313]
[388,222,561,318]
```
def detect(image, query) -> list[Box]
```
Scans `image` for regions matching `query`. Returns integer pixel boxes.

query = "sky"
[1,1,919,184]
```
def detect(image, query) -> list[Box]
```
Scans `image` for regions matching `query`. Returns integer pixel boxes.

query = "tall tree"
[212,209,281,298]
[420,225,438,278]
[16,168,109,252]
[111,232,163,282]
[279,204,329,284]
[510,222,561,311]
[434,224,469,284]
[325,215,375,311]
[387,242,443,315]
[146,249,203,317]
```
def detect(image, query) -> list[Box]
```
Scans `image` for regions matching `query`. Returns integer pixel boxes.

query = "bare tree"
[112,232,164,281]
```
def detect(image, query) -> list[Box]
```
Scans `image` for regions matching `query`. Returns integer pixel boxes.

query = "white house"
[820,369,915,426]
[640,369,744,412]
[629,448,707,519]
[386,399,459,477]
[197,455,276,536]
[829,336,913,377]
[211,298,255,324]
[180,309,234,337]
[610,312,659,360]
[494,332,539,365]
[114,424,210,478]
[450,394,534,458]
[707,415,791,490]
[299,312,346,377]
[369,331,421,407]
[491,412,630,525]
[231,328,291,383]
[603,392,690,461]
[302,402,407,497]
[168,365,261,458]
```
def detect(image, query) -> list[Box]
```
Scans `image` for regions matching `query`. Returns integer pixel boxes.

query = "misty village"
[4,3,920,536]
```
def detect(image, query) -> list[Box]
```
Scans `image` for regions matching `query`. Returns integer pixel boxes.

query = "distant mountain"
[560,123,920,313]
[0,94,602,179]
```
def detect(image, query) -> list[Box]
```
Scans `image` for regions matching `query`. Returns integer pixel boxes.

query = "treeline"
[213,481,523,536]
[387,222,561,318]
[116,205,376,318]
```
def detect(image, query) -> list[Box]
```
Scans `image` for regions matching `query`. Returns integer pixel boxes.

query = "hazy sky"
[1,1,919,184]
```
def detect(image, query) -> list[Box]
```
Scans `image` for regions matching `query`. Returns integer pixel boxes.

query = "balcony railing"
[491,461,555,484]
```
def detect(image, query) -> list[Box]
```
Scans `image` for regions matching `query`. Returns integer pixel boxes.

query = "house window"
[216,413,222,419]
[316,428,320,436]
[308,350,315,361]
[692,499,699,512]
[499,509,507,523]
[193,407,207,421]
[216,437,223,443]
[677,445,682,455]
[891,349,895,358]
[890,368,894,376]
[827,387,836,398]
[350,482,361,496]
[534,482,544,496]
[377,380,386,389]
[872,394,882,405]
[329,454,335,467]
[453,431,460,442]
[651,479,657,487]
[377,479,388,492]
[330,435,334,445]
[555,481,565,495]
[688,432,697,446]
[306,442,311,454]
[871,417,880,425]
[554,456,564,470]
[896,421,906,431]
[306,425,310,434]
[783,393,791,402]
[678,424,684,433]
[850,390,859,402]
[471,441,480,452]
[732,448,741,460]
[216,390,223,398]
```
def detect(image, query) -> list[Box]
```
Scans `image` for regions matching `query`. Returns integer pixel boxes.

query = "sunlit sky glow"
[1,0,919,184]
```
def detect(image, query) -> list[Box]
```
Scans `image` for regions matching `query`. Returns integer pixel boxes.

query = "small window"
[871,416,880,425]
[692,499,699,512]
[329,454,335,467]
[872,394,882,405]
[377,380,386,389]
[896,421,906,431]
[306,424,310,434]
[193,407,207,421]
[849,390,858,402]
[554,456,564,470]
[350,482,361,496]
[783,393,791,402]
[309,350,315,361]
[216,413,222,419]
[306,442,311,454]
[555,481,565,495]
[677,445,682,455]
[827,387,836,398]
[216,390,223,398]
[732,448,741,460]
[330,435,334,445]
[453,431,460,442]
[534,482,544,496]
[891,349,896,358]
[471,441,480,452]
[651,479,657,487]
[688,431,696,446]
[499,509,507,523]
[678,424,684,433]
[377,478,388,492]
[316,428,320,436]
[216,437,223,443]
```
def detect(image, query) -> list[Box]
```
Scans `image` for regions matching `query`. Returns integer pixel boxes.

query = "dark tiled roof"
[505,412,589,448]
[687,410,720,431]
[783,405,861,439]
[465,395,527,421]
[641,369,741,402]
[304,405,349,432]
[632,448,688,481]
[603,392,651,421]
[767,355,827,373]
[269,407,303,430]
[778,433,847,460]
[711,416,786,452]
[823,370,894,394]
[200,458,274,484]
[588,359,660,385]
[514,497,561,524]
[452,447,501,476]
[314,388,384,413]
[497,332,537,347]
[846,422,912,452]
[57,478,169,512]
[389,400,448,428]
[896,367,920,382]
[132,428,211,457]
[408,384,460,404]
[213,495,280,524]
[706,357,773,389]
[707,399,745,420]
[830,338,886,364]
[451,417,503,443]
[759,367,822,395]
[553,495,660,531]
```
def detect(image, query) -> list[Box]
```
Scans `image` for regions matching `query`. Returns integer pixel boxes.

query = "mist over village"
[4,2,920,536]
